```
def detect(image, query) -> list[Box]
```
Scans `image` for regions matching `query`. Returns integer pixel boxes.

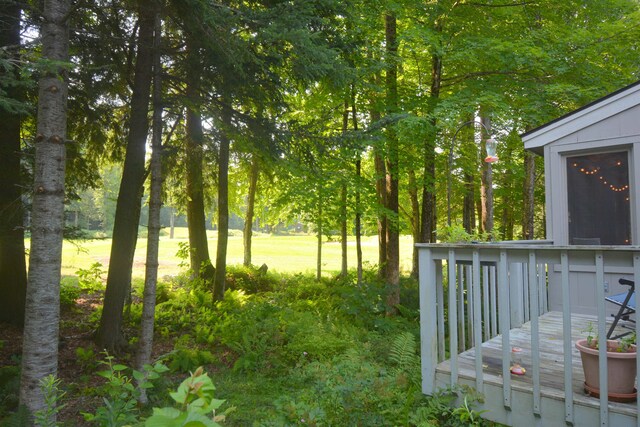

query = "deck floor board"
[435,311,637,417]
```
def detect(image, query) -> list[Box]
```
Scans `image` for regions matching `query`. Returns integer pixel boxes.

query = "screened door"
[566,151,631,245]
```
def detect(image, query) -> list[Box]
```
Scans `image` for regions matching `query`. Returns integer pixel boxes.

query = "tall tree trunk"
[19,0,69,418]
[213,108,231,301]
[384,12,400,314]
[479,114,494,239]
[408,170,420,278]
[352,84,363,283]
[185,38,212,279]
[136,11,162,404]
[169,207,175,239]
[0,0,27,326]
[500,140,515,240]
[340,183,348,277]
[316,185,323,282]
[96,0,155,351]
[243,155,259,267]
[369,68,387,278]
[373,122,387,278]
[340,99,349,277]
[462,172,475,233]
[475,192,484,234]
[420,27,442,245]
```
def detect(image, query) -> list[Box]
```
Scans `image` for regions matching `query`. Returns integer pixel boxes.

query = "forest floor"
[0,266,492,426]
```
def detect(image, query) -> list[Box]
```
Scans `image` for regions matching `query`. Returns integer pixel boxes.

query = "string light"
[571,162,628,192]
[609,184,629,192]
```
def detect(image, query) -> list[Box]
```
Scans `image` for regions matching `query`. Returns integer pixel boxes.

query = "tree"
[96,0,156,351]
[184,36,214,280]
[136,9,163,404]
[19,0,70,419]
[0,0,27,326]
[384,11,400,315]
[243,155,259,267]
[213,106,232,301]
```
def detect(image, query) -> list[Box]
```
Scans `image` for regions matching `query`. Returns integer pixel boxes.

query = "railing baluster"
[448,250,459,387]
[458,264,466,352]
[595,251,608,426]
[467,264,474,347]
[473,250,484,393]
[483,265,490,341]
[537,263,547,314]
[419,248,438,395]
[498,250,511,409]
[510,263,524,328]
[436,260,445,362]
[560,250,574,424]
[524,262,530,322]
[490,264,498,338]
[528,250,541,415]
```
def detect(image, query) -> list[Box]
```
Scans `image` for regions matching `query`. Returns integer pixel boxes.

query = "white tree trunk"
[136,9,162,404]
[19,0,70,421]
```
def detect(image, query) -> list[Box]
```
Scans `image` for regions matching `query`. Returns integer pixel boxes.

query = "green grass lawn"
[51,227,415,278]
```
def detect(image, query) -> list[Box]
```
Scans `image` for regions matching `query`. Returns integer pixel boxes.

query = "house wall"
[542,104,640,313]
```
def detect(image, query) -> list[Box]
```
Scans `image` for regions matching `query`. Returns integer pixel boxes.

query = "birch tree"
[19,0,70,419]
[136,10,163,404]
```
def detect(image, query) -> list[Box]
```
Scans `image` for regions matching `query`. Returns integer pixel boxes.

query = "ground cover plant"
[0,262,492,426]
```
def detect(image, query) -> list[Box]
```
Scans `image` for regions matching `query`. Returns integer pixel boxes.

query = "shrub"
[60,277,81,309]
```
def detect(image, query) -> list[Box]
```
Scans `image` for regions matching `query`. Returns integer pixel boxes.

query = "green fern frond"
[390,331,417,370]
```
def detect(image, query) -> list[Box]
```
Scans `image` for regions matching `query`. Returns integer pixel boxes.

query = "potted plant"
[575,324,637,401]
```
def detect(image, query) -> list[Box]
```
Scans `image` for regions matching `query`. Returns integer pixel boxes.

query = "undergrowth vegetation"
[1,265,491,426]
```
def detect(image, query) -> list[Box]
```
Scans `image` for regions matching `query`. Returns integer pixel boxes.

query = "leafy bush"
[146,367,232,427]
[225,265,278,294]
[59,277,81,309]
[409,387,489,427]
[83,353,168,426]
[165,336,217,373]
[76,262,105,293]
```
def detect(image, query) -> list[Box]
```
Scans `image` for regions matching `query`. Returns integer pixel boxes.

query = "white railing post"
[448,250,459,387]
[436,260,445,362]
[483,265,490,340]
[419,248,438,395]
[560,250,574,424]
[490,265,498,338]
[458,264,466,351]
[595,251,608,426]
[528,250,541,415]
[510,263,524,328]
[472,249,484,393]
[498,250,512,409]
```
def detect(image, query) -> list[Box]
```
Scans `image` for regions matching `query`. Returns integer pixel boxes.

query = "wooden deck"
[435,311,638,426]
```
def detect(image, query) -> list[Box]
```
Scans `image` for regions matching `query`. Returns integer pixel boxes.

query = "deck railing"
[417,242,640,426]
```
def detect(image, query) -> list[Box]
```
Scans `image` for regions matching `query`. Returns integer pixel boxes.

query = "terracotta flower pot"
[575,338,637,396]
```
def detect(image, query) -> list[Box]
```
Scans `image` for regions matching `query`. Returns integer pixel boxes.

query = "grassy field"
[53,227,415,278]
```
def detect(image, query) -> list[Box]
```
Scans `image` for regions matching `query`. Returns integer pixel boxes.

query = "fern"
[390,331,417,371]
